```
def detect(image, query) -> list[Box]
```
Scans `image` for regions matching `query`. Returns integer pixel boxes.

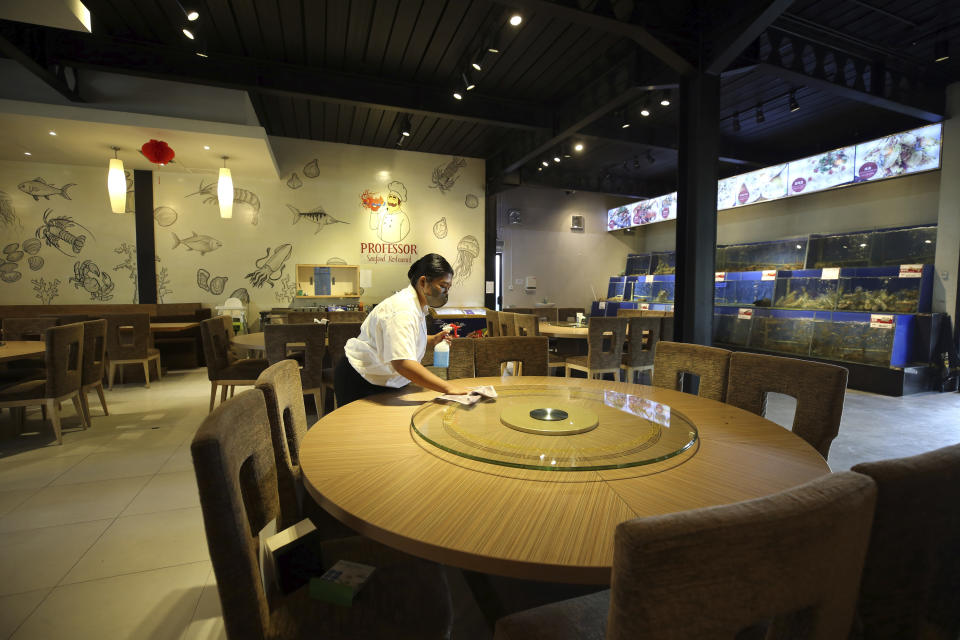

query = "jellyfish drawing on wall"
[453,235,479,286]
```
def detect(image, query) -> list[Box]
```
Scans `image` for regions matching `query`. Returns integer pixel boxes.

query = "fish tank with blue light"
[836,266,933,314]
[773,270,840,310]
[810,315,897,366]
[748,310,816,356]
[625,253,652,275]
[651,277,674,303]
[651,251,675,275]
[712,307,752,346]
[716,238,807,272]
[633,279,653,302]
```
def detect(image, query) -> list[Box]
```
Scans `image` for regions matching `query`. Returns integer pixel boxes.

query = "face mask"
[422,281,448,308]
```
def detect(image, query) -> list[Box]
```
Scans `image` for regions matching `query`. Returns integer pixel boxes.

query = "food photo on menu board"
[722,164,789,209]
[607,205,631,230]
[630,193,677,226]
[853,123,942,182]
[787,146,856,196]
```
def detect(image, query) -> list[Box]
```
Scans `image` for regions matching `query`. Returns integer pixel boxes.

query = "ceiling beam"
[5,20,551,131]
[706,0,794,75]
[0,19,83,102]
[492,0,694,75]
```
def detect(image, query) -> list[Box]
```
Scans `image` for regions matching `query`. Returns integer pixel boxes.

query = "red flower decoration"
[141,139,175,165]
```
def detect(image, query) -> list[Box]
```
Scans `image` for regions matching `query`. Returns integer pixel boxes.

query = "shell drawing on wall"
[18,177,74,201]
[197,268,228,295]
[0,243,22,283]
[303,159,320,178]
[154,206,178,227]
[432,217,448,239]
[35,208,93,257]
[70,259,115,301]
[186,179,262,225]
[326,257,347,265]
[453,235,479,285]
[246,243,292,288]
[430,157,466,193]
[0,190,21,230]
[229,287,250,304]
[287,204,348,233]
[464,194,479,209]
[286,173,303,189]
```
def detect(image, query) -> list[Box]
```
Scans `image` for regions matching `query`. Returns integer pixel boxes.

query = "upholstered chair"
[104,313,161,389]
[200,317,269,412]
[264,323,326,416]
[475,336,548,377]
[651,341,731,402]
[565,317,627,380]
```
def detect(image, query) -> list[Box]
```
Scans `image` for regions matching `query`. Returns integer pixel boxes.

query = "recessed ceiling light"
[553,156,560,163]
[541,161,549,167]
[24,152,31,156]
[472,61,482,71]
[182,28,195,39]
[574,143,584,152]
[196,52,208,58]
[640,108,650,117]
[509,14,522,26]
[621,123,630,129]
[187,10,199,20]
[48,130,57,136]
[203,145,210,150]
[453,91,463,100]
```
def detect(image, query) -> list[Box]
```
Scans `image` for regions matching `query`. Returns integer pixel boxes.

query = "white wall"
[935,82,960,323]
[497,187,635,310]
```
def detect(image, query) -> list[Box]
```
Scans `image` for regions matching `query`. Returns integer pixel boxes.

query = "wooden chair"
[486,309,502,336]
[200,317,269,412]
[534,307,559,323]
[105,313,161,389]
[0,323,87,444]
[191,388,453,640]
[498,312,517,337]
[2,316,57,340]
[494,472,878,640]
[508,307,535,316]
[565,317,627,380]
[423,339,477,380]
[78,319,108,424]
[660,315,674,342]
[264,323,326,417]
[513,313,538,337]
[475,336,549,377]
[620,317,660,384]
[557,307,584,323]
[327,310,367,323]
[850,444,960,640]
[725,351,849,459]
[320,321,363,412]
[652,341,731,402]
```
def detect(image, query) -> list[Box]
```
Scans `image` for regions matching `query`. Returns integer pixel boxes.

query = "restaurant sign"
[359,242,418,264]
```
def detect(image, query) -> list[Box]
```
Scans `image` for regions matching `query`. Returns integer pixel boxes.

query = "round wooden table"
[538,321,588,338]
[299,376,830,585]
[0,340,45,363]
[231,332,266,351]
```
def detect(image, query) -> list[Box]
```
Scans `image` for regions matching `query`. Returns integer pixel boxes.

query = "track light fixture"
[542,160,549,167]
[509,14,522,26]
[732,111,741,132]
[554,156,561,163]
[789,90,800,112]
[453,91,463,100]
[633,155,640,169]
[462,72,475,91]
[755,104,765,124]
[934,40,949,62]
[659,91,671,106]
[177,1,200,21]
[400,115,411,137]
[182,28,195,39]
[640,107,650,117]
[471,59,482,71]
[573,142,584,152]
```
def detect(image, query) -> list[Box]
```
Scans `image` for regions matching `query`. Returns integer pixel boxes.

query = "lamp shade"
[217,167,233,218]
[108,158,127,214]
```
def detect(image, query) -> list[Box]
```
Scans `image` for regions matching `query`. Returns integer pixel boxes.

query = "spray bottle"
[433,324,453,368]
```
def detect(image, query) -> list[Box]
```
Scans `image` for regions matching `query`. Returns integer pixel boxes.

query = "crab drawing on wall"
[186,179,262,225]
[246,243,293,288]
[70,259,115,301]
[430,157,466,193]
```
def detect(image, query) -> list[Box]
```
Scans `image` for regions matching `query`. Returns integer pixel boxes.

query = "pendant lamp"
[107,147,126,214]
[217,156,233,219]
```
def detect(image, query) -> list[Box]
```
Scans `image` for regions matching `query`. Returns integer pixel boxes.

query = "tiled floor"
[0,367,958,639]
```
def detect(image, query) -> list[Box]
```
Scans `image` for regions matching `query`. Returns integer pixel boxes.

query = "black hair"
[408,253,454,286]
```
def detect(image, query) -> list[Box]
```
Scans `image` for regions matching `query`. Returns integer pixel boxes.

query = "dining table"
[299,375,830,585]
[231,331,266,352]
[149,321,201,332]
[0,340,45,363]
[537,320,588,339]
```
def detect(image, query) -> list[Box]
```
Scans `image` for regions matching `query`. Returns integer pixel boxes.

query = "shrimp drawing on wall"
[430,157,466,193]
[246,243,292,288]
[186,179,262,225]
[35,208,94,257]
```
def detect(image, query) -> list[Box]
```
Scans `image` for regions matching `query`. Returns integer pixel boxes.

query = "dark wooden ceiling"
[1,0,957,197]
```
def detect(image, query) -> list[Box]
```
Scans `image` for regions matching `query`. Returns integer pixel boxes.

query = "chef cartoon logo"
[361,181,410,244]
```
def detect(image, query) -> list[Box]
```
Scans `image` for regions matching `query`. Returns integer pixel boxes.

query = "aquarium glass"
[713,315,751,346]
[749,316,814,355]
[837,276,922,314]
[774,277,840,310]
[810,320,894,366]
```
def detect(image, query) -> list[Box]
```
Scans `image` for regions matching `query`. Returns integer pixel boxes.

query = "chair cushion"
[0,378,47,401]
[494,590,609,640]
[548,353,566,365]
[565,355,588,368]
[217,358,270,381]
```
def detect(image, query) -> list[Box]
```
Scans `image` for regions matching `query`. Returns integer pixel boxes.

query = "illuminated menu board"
[608,123,943,230]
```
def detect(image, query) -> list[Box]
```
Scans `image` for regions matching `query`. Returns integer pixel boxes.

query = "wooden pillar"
[133,169,157,304]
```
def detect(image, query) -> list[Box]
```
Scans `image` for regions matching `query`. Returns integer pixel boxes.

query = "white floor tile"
[0,519,111,596]
[122,471,200,516]
[179,569,225,640]
[159,445,195,474]
[0,589,50,640]
[0,476,151,533]
[0,489,38,518]
[12,561,210,640]
[62,507,209,584]
[49,446,178,486]
[0,455,88,491]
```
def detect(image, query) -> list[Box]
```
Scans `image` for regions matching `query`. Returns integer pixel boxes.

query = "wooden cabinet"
[295,264,360,298]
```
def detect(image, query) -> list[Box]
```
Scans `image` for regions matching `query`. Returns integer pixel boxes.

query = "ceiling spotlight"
[755,104,765,124]
[925,239,933,244]
[553,156,560,163]
[640,108,650,117]
[453,91,463,100]
[621,122,630,129]
[182,28,195,39]
[400,115,412,137]
[574,143,584,152]
[542,160,549,167]
[461,72,475,91]
[48,130,57,136]
[538,167,543,171]
[178,2,200,20]
[471,60,482,71]
[789,90,800,112]
[934,40,949,62]
[732,111,741,132]
[659,91,671,106]
[646,150,655,164]
[859,243,867,248]
[196,52,208,58]
[187,10,199,20]
[796,244,803,249]
[488,47,500,53]
[509,14,522,26]
[24,152,31,156]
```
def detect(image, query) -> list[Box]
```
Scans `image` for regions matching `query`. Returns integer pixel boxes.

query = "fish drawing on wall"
[287,204,348,234]
[303,159,320,178]
[430,157,466,193]
[171,231,222,255]
[18,177,75,201]
[196,268,228,295]
[326,257,347,265]
[286,173,303,189]
[35,208,93,257]
[464,194,479,209]
[246,243,292,288]
[154,206,178,227]
[70,259,115,301]
[229,287,250,304]
[186,180,262,225]
[0,190,21,230]
[32,277,60,304]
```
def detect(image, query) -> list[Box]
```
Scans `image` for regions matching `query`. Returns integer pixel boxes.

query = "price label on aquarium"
[640,303,650,311]
[762,270,777,281]
[870,314,894,329]
[715,272,726,282]
[645,275,654,283]
[738,308,754,320]
[821,267,840,280]
[899,264,923,278]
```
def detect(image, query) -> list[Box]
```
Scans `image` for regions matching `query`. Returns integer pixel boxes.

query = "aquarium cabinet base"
[716,344,939,396]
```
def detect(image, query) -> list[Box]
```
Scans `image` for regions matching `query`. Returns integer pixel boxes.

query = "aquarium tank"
[810,318,894,366]
[716,238,807,272]
[870,226,937,266]
[836,267,931,314]
[774,271,840,310]
[651,251,676,275]
[749,313,815,356]
[625,253,652,275]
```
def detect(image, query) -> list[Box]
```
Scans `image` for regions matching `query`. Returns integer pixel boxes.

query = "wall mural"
[274,274,297,303]
[197,268,228,295]
[229,287,250,304]
[464,194,479,209]
[430,157,465,193]
[157,264,172,303]
[171,231,222,255]
[1,241,23,283]
[453,235,479,286]
[432,217,448,239]
[303,159,320,179]
[0,190,20,231]
[326,257,346,264]
[32,277,60,303]
[36,208,93,256]
[124,170,135,213]
[154,206,178,227]
[18,177,75,201]
[186,179,262,226]
[286,173,302,189]
[287,204,348,233]
[246,243,292,288]
[113,242,139,303]
[70,259,115,301]
[360,189,384,229]
[360,182,411,243]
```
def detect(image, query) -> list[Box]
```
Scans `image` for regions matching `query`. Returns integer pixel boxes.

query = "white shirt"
[344,285,427,388]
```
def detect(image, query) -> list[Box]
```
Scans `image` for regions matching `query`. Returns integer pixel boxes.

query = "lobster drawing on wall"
[430,157,466,193]
[35,208,94,256]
